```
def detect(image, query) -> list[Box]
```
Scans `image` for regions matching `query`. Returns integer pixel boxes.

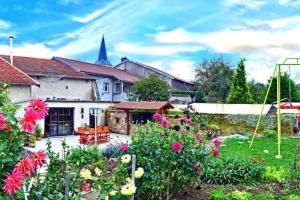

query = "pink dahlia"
[195,132,202,142]
[197,169,203,175]
[0,113,6,130]
[32,150,47,168]
[193,162,200,168]
[120,144,128,152]
[213,138,221,147]
[3,170,25,196]
[81,181,90,192]
[184,118,192,124]
[153,113,163,122]
[21,107,38,133]
[161,119,168,128]
[171,141,182,153]
[211,148,220,157]
[28,98,48,120]
[15,157,35,176]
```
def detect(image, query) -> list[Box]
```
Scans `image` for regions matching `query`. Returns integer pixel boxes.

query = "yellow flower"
[126,177,132,183]
[121,154,131,164]
[94,167,103,177]
[120,184,136,196]
[134,167,144,178]
[194,143,200,148]
[80,169,92,180]
[105,195,109,200]
[109,190,117,196]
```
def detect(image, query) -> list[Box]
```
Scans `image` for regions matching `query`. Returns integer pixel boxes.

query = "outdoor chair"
[102,126,110,142]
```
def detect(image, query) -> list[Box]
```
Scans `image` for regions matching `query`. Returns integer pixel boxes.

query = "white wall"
[172,103,300,114]
[9,85,32,103]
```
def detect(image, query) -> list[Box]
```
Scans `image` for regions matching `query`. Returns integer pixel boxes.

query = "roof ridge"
[0,54,51,60]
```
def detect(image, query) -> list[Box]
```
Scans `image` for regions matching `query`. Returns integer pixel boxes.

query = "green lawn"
[219,137,299,169]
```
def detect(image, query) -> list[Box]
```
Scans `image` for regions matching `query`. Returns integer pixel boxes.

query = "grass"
[219,137,299,169]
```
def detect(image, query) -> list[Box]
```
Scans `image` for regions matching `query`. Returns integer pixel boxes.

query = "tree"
[227,58,254,104]
[195,57,233,102]
[194,90,206,103]
[248,80,267,104]
[266,72,300,103]
[130,74,171,101]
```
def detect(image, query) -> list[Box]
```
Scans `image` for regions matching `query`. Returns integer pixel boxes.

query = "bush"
[209,187,226,200]
[128,119,218,200]
[254,192,275,200]
[262,129,277,139]
[202,158,264,184]
[227,190,253,200]
[264,166,287,182]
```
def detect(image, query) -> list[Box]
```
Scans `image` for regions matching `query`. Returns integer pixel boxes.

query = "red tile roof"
[54,57,139,83]
[0,55,92,80]
[0,58,38,85]
[114,101,174,110]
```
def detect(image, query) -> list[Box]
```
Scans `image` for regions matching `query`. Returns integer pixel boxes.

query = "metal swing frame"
[249,58,300,158]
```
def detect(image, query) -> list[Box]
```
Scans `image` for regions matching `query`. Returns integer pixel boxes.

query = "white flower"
[121,154,131,164]
[263,150,269,154]
[134,167,144,178]
[94,167,103,177]
[121,184,136,196]
[109,190,117,196]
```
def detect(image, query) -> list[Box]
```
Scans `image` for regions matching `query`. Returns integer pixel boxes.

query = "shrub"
[227,190,253,200]
[202,158,264,184]
[128,119,218,200]
[209,187,226,200]
[264,166,287,182]
[262,129,277,139]
[254,192,275,200]
[286,194,300,200]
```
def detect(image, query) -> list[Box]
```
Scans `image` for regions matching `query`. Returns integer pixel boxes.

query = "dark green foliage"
[130,74,171,101]
[266,72,300,103]
[195,57,234,102]
[195,90,206,103]
[202,158,264,184]
[227,58,254,104]
[101,143,122,159]
[249,80,267,104]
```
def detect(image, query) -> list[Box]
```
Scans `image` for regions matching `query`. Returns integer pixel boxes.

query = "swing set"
[249,58,300,159]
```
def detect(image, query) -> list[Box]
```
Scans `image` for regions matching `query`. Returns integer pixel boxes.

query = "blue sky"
[0,0,300,83]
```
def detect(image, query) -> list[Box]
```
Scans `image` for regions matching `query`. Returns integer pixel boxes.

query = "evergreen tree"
[227,58,254,104]
[194,90,206,103]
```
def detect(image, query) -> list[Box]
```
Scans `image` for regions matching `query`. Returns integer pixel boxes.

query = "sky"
[0,0,300,83]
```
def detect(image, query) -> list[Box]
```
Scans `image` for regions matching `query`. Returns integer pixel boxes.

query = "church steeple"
[96,35,111,66]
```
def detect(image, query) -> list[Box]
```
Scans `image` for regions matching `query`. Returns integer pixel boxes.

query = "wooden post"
[65,169,70,200]
[130,155,136,200]
[126,109,130,135]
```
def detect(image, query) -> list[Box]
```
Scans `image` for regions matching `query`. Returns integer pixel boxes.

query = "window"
[114,82,121,93]
[123,84,131,93]
[103,82,110,93]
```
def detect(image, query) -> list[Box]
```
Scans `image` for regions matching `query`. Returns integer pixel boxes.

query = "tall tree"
[227,58,254,104]
[130,74,171,101]
[195,57,233,102]
[248,80,267,104]
[266,72,300,103]
[194,90,206,103]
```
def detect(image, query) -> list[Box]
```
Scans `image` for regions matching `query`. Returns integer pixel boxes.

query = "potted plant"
[35,124,42,140]
[29,135,36,148]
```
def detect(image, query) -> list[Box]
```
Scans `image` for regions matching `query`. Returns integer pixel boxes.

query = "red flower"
[80,135,89,145]
[171,141,182,153]
[195,132,201,142]
[2,83,8,91]
[211,148,220,157]
[197,169,203,175]
[3,124,13,131]
[28,99,48,120]
[32,150,47,168]
[81,181,90,192]
[0,113,6,130]
[161,120,168,128]
[15,157,35,176]
[153,113,163,121]
[21,108,38,133]
[3,170,25,196]
[213,138,221,147]
[173,125,181,131]
[120,144,128,152]
[184,118,192,124]
[193,162,200,168]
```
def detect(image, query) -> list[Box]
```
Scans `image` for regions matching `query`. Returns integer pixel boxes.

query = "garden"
[0,83,300,200]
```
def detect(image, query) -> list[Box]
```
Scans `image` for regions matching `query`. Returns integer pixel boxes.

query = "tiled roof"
[0,55,93,80]
[0,58,38,85]
[114,101,174,110]
[115,59,194,85]
[54,57,139,83]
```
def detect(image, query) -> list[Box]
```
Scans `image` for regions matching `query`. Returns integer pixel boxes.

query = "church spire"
[96,35,111,66]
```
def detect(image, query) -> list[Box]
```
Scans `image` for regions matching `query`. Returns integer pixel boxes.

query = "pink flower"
[211,148,220,157]
[81,181,90,192]
[193,162,200,168]
[184,118,192,124]
[120,144,128,152]
[15,157,35,176]
[21,107,38,133]
[195,132,201,142]
[0,113,6,130]
[161,120,168,128]
[32,150,47,168]
[171,141,182,153]
[3,170,25,196]
[28,99,48,120]
[213,138,221,147]
[153,113,163,122]
[197,169,203,175]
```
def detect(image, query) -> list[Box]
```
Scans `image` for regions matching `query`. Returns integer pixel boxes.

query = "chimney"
[9,35,14,65]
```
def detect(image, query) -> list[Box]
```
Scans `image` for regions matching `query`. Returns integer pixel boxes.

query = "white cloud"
[223,0,267,9]
[0,19,12,30]
[114,42,204,56]
[278,0,300,6]
[58,0,80,5]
